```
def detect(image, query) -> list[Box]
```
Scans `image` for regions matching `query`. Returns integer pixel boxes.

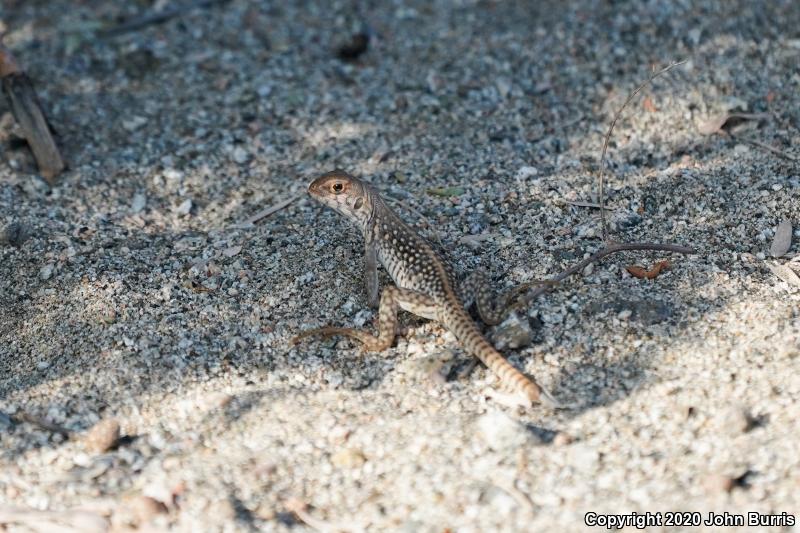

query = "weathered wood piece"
[0,44,64,183]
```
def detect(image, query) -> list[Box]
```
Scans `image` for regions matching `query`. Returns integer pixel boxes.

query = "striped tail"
[443,306,558,407]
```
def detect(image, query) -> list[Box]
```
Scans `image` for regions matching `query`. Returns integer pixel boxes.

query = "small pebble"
[232,146,250,164]
[175,199,193,215]
[127,495,167,525]
[122,116,147,131]
[331,448,366,468]
[84,418,121,453]
[209,498,237,522]
[516,166,538,180]
[553,432,574,446]
[715,406,752,435]
[610,210,643,230]
[700,473,736,494]
[39,263,54,280]
[131,193,147,214]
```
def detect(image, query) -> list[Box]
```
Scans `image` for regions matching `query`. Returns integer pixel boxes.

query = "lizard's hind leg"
[459,272,517,326]
[292,286,436,352]
[460,271,557,326]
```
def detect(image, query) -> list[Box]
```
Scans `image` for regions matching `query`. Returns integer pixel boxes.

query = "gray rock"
[0,222,27,247]
[770,219,792,257]
[610,209,643,231]
[491,312,534,350]
[131,193,147,214]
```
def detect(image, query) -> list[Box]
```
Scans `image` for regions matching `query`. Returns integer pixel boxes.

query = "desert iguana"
[293,170,557,407]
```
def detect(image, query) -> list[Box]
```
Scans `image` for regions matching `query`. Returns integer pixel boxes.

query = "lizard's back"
[369,203,457,305]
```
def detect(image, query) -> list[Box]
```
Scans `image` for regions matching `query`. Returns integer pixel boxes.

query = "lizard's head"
[308,169,374,228]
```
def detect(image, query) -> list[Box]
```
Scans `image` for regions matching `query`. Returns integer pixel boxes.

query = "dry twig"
[231,193,302,229]
[501,60,696,308]
[101,0,231,37]
[517,242,695,307]
[728,132,797,162]
[598,59,687,241]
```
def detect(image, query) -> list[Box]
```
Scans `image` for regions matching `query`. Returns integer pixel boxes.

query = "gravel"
[1,0,799,531]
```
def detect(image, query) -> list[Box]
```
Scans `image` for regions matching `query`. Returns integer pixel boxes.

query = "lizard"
[292,169,558,408]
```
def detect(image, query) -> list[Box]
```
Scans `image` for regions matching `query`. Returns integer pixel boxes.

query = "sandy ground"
[1,0,799,531]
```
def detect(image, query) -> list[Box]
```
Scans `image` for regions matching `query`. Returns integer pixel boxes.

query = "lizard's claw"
[536,386,564,409]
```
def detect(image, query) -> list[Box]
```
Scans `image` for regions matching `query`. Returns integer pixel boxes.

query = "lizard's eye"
[331,182,344,193]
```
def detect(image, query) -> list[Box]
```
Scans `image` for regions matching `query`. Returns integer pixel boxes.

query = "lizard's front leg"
[364,242,380,308]
[292,286,436,352]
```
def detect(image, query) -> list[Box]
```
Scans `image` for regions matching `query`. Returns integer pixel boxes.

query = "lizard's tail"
[444,307,560,408]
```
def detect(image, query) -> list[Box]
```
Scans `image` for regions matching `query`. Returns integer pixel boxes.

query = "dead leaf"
[696,112,767,136]
[767,263,800,288]
[770,219,792,257]
[642,96,657,112]
[626,260,670,280]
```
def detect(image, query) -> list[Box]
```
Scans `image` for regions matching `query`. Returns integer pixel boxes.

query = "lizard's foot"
[291,326,392,353]
[292,287,425,353]
[292,326,347,344]
[531,384,564,409]
[455,358,479,379]
[291,326,362,346]
[486,384,565,409]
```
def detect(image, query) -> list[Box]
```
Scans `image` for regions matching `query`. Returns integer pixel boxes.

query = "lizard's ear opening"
[353,197,364,210]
